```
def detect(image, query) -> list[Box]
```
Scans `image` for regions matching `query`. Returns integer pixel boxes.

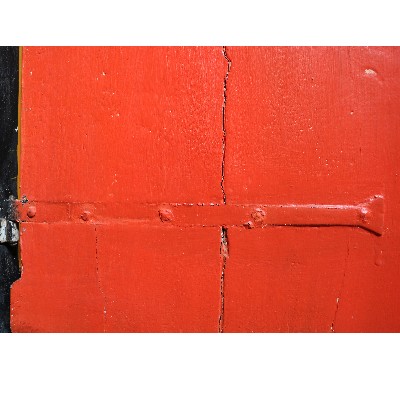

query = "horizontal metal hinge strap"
[15,195,384,236]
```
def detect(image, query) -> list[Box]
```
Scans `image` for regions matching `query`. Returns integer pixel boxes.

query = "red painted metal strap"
[16,195,384,236]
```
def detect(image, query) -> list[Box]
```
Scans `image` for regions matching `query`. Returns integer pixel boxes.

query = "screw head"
[244,221,255,229]
[27,205,36,218]
[81,211,91,221]
[251,208,266,224]
[159,208,174,222]
[359,207,369,221]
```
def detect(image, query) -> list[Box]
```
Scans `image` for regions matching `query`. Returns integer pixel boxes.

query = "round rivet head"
[251,208,266,224]
[27,205,36,218]
[244,221,255,229]
[81,211,91,221]
[359,207,369,221]
[159,208,174,222]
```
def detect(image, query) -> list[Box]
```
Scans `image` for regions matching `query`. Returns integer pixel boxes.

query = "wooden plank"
[11,223,104,332]
[12,46,400,332]
[19,47,226,204]
[96,225,221,332]
[13,47,226,332]
[223,47,400,332]
[223,228,382,332]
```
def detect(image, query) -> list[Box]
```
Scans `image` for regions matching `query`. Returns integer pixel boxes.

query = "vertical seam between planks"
[219,226,229,332]
[218,47,232,332]
[94,224,106,332]
[331,232,350,332]
[220,46,231,205]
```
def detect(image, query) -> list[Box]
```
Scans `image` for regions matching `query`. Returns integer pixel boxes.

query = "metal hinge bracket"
[0,219,19,244]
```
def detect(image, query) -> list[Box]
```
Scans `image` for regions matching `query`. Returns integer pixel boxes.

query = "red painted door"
[11,47,400,332]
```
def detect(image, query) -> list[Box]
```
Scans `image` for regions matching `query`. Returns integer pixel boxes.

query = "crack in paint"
[221,46,231,205]
[94,225,106,332]
[219,226,229,332]
[218,48,231,332]
[331,234,350,332]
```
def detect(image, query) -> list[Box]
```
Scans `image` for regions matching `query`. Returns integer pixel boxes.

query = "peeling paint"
[218,226,229,333]
[0,47,20,333]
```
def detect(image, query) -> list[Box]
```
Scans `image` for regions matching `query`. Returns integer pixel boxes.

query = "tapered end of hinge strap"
[359,195,384,236]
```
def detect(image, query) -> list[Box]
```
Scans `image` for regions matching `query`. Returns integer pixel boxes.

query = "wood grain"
[11,47,400,332]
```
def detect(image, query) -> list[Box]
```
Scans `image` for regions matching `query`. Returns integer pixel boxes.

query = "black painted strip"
[0,47,20,333]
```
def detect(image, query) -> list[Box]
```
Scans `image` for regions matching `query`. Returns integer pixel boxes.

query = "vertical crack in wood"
[94,225,106,332]
[219,226,229,332]
[218,47,231,332]
[331,233,350,332]
[221,46,231,205]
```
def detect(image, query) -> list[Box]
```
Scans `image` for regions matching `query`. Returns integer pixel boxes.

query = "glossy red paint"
[12,223,104,332]
[223,47,400,332]
[16,195,384,235]
[11,47,400,332]
[18,47,226,204]
[96,226,221,332]
[13,47,226,332]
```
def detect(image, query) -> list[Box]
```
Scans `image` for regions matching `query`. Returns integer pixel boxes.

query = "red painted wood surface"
[223,47,400,332]
[11,47,400,332]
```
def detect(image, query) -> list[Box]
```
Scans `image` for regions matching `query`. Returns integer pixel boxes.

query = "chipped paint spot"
[365,68,377,76]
